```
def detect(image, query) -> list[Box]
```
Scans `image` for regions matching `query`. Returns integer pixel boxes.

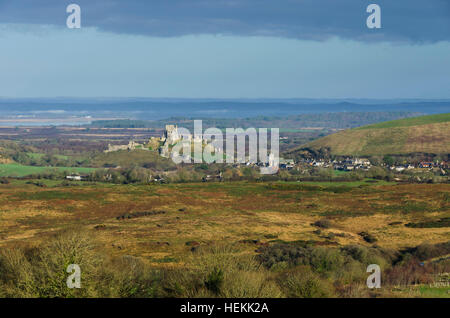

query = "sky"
[0,0,449,99]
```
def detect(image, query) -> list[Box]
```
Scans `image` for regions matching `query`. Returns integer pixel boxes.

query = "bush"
[205,268,224,295]
[257,244,311,269]
[359,232,377,243]
[0,230,160,298]
[96,255,161,297]
[405,218,450,229]
[313,219,332,229]
[384,258,434,286]
[409,242,450,261]
[194,244,282,298]
[326,232,336,240]
[159,268,203,298]
[161,244,282,298]
[335,283,370,298]
[0,230,99,297]
[1,232,446,298]
[0,249,35,297]
[277,266,335,298]
[308,247,346,275]
[340,245,392,271]
[257,244,346,276]
[341,245,370,263]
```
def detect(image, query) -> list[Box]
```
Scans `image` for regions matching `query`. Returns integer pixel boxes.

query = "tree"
[383,155,394,166]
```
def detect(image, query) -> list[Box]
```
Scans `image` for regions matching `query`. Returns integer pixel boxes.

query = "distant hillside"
[293,113,450,157]
[90,112,422,130]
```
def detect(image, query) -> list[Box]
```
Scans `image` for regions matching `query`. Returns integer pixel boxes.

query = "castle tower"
[165,124,180,144]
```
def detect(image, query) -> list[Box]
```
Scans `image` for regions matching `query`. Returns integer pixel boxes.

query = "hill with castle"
[105,124,218,160]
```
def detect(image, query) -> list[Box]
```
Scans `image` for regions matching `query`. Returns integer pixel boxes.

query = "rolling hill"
[293,113,450,157]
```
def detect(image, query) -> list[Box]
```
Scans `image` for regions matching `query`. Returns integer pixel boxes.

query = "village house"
[202,172,223,182]
[321,157,372,171]
[419,162,433,169]
[279,158,295,169]
[65,174,88,181]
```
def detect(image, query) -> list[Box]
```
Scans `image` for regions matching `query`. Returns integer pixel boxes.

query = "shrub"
[277,266,335,298]
[335,283,370,298]
[326,232,336,240]
[257,244,346,276]
[194,244,282,298]
[341,245,370,263]
[409,242,450,261]
[359,232,377,243]
[340,245,392,272]
[160,244,282,298]
[384,258,434,286]
[405,218,450,229]
[313,219,332,229]
[0,230,160,298]
[0,230,99,297]
[159,268,204,298]
[205,268,224,295]
[96,255,161,298]
[308,247,346,274]
[257,244,311,269]
[0,249,35,297]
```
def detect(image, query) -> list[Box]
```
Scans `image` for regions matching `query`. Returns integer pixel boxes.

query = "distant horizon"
[1,98,448,127]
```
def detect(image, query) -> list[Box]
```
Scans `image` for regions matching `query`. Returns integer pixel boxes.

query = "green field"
[0,163,96,177]
[416,286,450,297]
[28,153,69,160]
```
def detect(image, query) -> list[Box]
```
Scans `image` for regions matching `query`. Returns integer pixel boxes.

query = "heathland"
[0,180,448,297]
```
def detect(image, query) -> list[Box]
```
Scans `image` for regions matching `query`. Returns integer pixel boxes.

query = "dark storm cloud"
[0,0,448,42]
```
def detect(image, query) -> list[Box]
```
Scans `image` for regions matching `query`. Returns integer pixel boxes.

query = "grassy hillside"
[356,113,450,129]
[301,113,450,156]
